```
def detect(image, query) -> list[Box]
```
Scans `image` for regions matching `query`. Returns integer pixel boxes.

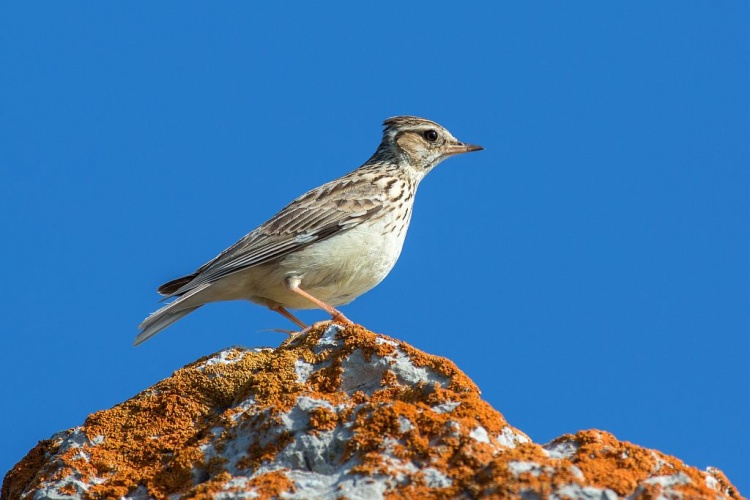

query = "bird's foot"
[259,328,298,335]
[297,319,334,335]
[296,315,352,336]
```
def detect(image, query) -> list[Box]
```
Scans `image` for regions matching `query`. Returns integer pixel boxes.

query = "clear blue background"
[1,2,747,493]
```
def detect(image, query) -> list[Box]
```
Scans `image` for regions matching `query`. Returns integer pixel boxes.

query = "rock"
[2,324,743,499]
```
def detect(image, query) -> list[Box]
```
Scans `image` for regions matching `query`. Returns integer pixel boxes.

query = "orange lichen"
[2,439,59,499]
[2,323,744,499]
[245,469,296,497]
[308,406,339,432]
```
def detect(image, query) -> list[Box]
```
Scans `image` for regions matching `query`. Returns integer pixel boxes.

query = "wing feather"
[164,175,387,298]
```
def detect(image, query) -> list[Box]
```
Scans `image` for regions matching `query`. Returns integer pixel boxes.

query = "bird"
[135,116,482,346]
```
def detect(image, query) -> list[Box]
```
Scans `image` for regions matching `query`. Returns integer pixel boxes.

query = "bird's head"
[378,116,483,178]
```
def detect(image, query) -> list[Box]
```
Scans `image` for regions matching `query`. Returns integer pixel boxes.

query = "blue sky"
[1,2,747,493]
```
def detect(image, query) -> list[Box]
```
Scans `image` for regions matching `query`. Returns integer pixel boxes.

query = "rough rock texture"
[3,324,743,499]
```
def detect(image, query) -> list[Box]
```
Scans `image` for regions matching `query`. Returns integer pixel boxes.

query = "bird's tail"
[134,283,210,346]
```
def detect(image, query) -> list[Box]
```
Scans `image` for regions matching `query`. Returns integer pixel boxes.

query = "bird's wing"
[165,174,387,297]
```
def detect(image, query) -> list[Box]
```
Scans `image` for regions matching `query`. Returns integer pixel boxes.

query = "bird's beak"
[445,141,484,156]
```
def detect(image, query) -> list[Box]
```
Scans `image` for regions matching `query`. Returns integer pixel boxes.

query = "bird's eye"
[423,129,439,142]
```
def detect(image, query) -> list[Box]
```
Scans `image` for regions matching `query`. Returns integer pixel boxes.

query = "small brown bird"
[135,116,482,345]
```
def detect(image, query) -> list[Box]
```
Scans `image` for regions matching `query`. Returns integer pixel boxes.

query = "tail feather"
[134,306,200,346]
[135,282,211,346]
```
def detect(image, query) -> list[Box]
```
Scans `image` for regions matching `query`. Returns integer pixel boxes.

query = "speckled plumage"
[135,116,482,345]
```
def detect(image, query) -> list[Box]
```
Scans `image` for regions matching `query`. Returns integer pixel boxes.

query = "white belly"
[274,210,411,307]
[198,208,413,310]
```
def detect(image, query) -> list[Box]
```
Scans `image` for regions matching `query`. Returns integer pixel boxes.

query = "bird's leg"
[269,304,308,330]
[284,277,353,324]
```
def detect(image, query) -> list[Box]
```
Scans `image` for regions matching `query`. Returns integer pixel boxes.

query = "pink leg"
[269,305,308,329]
[284,277,353,325]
